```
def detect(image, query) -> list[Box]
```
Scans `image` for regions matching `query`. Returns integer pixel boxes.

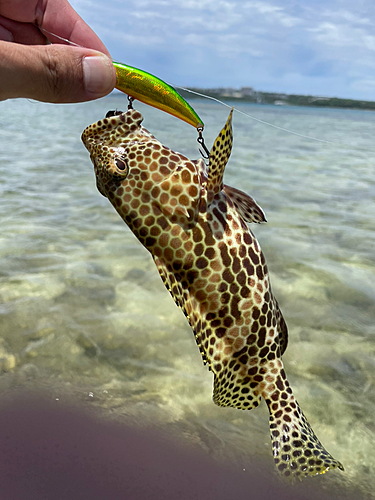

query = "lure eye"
[106,110,124,118]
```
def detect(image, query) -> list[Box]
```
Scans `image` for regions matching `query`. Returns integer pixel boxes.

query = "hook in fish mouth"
[105,110,124,118]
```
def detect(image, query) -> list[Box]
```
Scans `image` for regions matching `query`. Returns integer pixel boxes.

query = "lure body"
[82,109,343,479]
[113,62,203,129]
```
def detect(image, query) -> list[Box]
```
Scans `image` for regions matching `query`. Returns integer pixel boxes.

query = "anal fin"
[213,372,261,410]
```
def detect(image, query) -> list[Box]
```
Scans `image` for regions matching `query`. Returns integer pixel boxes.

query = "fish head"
[82,109,151,197]
[82,109,205,232]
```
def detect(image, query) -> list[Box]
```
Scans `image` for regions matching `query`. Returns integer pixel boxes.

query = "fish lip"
[81,112,126,149]
[105,110,124,119]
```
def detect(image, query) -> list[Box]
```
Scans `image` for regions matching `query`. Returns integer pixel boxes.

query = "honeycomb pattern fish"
[82,108,344,479]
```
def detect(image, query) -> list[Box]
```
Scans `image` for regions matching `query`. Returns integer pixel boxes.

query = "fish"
[81,108,344,479]
[113,62,204,129]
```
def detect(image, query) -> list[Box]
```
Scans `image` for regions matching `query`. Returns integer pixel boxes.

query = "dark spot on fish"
[276,378,284,391]
[187,270,198,284]
[219,244,231,267]
[193,227,202,242]
[248,345,258,357]
[248,248,259,265]
[213,207,227,230]
[243,233,252,245]
[222,269,234,283]
[259,346,269,358]
[223,316,233,327]
[243,258,254,275]
[251,321,259,333]
[245,335,255,347]
[216,328,226,338]
[156,217,169,230]
[205,247,215,259]
[239,354,248,364]
[257,327,266,347]
[196,257,208,269]
[256,265,264,280]
[230,296,241,319]
[194,243,204,256]
[232,256,241,274]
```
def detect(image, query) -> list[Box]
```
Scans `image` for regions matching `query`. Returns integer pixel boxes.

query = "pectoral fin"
[224,184,266,223]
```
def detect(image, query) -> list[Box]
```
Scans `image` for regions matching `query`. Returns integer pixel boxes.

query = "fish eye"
[115,157,128,172]
[106,110,124,118]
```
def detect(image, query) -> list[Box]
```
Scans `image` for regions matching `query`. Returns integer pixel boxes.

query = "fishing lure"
[37,27,204,131]
[113,62,204,130]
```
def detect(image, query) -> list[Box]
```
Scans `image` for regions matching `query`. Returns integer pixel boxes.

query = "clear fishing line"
[172,86,375,153]
[38,26,375,153]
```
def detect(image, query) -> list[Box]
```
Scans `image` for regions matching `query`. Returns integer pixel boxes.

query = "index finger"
[0,0,111,56]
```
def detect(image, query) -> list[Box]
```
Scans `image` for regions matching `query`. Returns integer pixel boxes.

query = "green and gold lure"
[113,62,204,130]
[37,27,204,130]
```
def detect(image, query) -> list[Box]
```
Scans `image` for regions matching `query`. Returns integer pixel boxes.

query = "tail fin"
[266,383,344,479]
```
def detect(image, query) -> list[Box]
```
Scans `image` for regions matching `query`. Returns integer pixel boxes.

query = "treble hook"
[127,96,135,110]
[197,127,210,164]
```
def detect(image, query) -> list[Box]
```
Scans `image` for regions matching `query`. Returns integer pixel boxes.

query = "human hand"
[0,0,116,103]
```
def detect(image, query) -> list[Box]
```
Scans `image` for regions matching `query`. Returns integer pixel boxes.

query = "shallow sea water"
[0,96,374,498]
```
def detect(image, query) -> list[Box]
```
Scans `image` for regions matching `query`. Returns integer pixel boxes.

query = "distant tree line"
[178,87,375,111]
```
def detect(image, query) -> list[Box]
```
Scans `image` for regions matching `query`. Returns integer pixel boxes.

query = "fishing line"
[38,26,375,153]
[173,86,375,153]
[39,27,81,47]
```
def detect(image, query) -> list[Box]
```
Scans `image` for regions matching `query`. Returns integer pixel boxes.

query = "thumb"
[0,41,116,103]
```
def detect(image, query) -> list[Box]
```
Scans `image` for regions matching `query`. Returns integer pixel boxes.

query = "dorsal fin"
[207,109,233,203]
[223,184,267,223]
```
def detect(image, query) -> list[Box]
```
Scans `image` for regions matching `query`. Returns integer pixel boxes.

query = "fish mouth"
[81,108,146,153]
[105,110,124,118]
[81,110,126,150]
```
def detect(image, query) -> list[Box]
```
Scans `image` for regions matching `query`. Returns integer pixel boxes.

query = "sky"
[71,0,375,100]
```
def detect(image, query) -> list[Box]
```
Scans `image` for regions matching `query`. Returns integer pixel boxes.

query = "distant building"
[240,87,255,97]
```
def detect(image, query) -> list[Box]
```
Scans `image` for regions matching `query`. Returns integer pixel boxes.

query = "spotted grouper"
[82,108,344,479]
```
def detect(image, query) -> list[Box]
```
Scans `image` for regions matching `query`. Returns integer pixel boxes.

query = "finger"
[0,0,110,56]
[40,0,111,56]
[0,42,116,103]
[0,0,39,22]
[0,16,47,44]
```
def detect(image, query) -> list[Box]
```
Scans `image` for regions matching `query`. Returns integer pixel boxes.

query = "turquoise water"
[0,97,374,497]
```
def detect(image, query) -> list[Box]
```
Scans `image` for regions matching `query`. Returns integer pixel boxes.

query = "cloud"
[70,0,375,99]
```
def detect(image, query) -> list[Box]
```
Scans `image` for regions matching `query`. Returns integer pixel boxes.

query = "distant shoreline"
[178,87,375,111]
